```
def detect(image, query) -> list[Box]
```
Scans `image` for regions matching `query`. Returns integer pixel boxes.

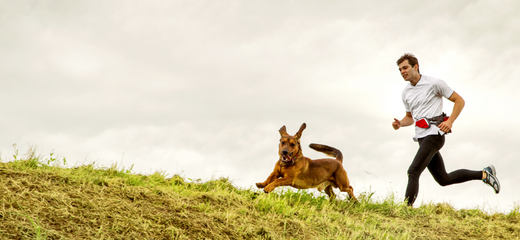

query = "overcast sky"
[1,0,519,213]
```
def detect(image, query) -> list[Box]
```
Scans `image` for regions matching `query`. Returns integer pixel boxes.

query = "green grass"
[0,147,519,239]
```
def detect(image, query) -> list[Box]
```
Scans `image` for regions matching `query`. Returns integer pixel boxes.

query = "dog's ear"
[279,125,288,137]
[295,123,306,138]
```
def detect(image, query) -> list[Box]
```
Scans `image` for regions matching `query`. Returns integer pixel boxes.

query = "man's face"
[398,60,419,82]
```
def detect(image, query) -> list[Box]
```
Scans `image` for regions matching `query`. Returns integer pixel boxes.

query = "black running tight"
[405,134,482,206]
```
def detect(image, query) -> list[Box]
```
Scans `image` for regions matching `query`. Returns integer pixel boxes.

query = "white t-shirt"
[401,75,454,141]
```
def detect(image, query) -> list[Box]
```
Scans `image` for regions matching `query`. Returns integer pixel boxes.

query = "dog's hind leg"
[342,185,357,201]
[335,169,357,202]
[324,184,336,201]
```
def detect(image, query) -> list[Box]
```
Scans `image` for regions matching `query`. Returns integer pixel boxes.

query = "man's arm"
[438,91,465,133]
[392,112,414,130]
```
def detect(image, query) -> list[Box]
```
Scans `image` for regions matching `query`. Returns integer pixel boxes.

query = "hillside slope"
[1,157,519,239]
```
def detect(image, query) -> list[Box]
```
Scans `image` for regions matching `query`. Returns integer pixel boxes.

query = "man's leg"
[425,143,500,194]
[427,152,482,186]
[405,134,445,206]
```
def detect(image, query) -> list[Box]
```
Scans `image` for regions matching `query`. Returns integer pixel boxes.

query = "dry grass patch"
[0,149,519,239]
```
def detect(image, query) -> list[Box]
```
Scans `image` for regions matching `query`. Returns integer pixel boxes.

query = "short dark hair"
[397,53,420,74]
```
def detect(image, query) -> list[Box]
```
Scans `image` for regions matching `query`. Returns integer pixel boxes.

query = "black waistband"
[426,112,448,123]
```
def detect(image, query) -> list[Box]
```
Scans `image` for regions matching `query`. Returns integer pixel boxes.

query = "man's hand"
[393,112,414,130]
[392,118,401,130]
[438,120,453,133]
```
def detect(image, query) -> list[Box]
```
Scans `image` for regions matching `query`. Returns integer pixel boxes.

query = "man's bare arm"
[393,112,414,130]
[438,91,465,133]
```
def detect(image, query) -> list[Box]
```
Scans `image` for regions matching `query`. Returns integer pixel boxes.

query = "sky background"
[1,0,519,213]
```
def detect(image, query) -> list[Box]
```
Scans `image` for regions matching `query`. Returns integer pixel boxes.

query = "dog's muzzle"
[281,151,298,163]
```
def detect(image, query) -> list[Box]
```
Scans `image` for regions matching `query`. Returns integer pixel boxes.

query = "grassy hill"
[1,150,519,239]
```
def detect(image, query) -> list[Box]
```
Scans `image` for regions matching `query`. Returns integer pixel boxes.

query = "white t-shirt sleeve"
[433,78,454,99]
[402,89,411,112]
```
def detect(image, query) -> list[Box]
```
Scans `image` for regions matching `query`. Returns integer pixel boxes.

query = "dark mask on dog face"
[279,137,299,163]
[278,123,306,163]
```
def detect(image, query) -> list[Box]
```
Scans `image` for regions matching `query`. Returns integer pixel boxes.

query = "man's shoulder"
[420,75,446,85]
[420,75,454,97]
[419,75,440,83]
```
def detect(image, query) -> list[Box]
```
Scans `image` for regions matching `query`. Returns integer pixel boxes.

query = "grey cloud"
[1,0,519,212]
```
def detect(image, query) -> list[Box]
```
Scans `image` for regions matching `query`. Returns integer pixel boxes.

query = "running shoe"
[484,165,496,176]
[483,165,500,194]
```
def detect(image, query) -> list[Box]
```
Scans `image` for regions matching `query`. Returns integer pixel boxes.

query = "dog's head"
[278,123,306,164]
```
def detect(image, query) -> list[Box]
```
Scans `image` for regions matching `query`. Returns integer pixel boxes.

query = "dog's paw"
[256,182,265,188]
[263,185,274,193]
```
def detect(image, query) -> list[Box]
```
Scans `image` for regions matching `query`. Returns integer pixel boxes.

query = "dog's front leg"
[256,171,278,189]
[256,163,282,189]
[263,177,294,193]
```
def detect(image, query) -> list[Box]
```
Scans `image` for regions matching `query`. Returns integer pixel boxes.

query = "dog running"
[256,123,356,201]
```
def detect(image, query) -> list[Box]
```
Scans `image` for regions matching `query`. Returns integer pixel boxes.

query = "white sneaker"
[483,165,500,194]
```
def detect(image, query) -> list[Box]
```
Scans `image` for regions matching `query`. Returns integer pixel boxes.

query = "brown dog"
[256,123,356,201]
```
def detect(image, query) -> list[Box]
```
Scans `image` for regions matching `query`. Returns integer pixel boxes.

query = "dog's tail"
[309,143,343,163]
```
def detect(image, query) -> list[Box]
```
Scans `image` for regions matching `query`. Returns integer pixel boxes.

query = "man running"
[392,53,500,206]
